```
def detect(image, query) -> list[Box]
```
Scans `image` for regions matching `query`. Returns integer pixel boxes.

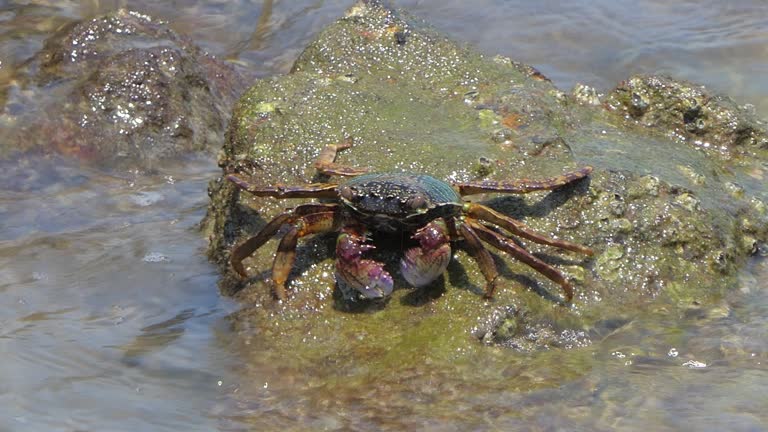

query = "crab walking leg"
[456,219,499,298]
[455,166,592,196]
[231,212,292,278]
[227,173,338,198]
[335,225,394,299]
[230,203,340,278]
[464,203,593,256]
[400,219,452,288]
[314,138,370,177]
[270,211,341,300]
[468,220,574,302]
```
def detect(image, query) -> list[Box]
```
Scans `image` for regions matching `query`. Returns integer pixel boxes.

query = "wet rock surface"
[204,0,768,384]
[1,9,247,178]
[605,74,768,160]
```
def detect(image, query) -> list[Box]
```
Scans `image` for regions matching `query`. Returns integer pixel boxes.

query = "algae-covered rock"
[605,74,768,160]
[204,0,767,380]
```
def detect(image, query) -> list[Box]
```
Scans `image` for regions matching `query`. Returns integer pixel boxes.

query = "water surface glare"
[1,1,768,430]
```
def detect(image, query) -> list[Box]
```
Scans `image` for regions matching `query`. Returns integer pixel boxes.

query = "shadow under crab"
[227,141,594,303]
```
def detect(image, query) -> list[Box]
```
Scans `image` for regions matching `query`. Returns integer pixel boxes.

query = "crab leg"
[314,138,370,177]
[468,220,574,302]
[464,203,593,256]
[230,203,340,278]
[227,173,338,198]
[455,167,592,196]
[335,225,394,299]
[456,219,499,298]
[270,211,341,300]
[400,219,452,288]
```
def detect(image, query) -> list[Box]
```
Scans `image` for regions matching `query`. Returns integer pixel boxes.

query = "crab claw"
[337,259,394,299]
[400,219,452,288]
[335,229,394,299]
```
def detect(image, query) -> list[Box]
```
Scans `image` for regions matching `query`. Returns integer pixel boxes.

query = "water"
[1,1,767,430]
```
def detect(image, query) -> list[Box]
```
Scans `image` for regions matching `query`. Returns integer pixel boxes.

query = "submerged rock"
[204,0,768,368]
[1,9,247,173]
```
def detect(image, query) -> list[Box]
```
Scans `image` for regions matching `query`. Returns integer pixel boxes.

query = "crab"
[226,140,594,302]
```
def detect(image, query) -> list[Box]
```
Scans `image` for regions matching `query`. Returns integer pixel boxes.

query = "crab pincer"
[400,219,452,288]
[335,226,394,299]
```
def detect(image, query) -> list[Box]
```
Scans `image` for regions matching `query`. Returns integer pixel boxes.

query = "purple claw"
[340,259,394,299]
[335,228,394,299]
[336,230,375,261]
[400,219,452,288]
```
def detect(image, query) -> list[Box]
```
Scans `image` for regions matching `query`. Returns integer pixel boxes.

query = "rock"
[572,83,602,106]
[203,0,768,363]
[1,9,247,173]
[605,74,768,160]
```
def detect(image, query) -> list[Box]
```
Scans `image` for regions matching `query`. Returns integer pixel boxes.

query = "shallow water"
[1,1,767,430]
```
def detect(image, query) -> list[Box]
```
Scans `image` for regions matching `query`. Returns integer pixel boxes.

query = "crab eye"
[407,194,427,210]
[339,184,353,201]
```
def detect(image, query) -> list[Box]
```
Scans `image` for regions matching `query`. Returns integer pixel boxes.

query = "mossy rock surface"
[203,1,768,408]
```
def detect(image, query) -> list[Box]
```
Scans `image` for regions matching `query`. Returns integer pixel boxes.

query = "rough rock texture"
[204,0,767,364]
[605,74,768,160]
[1,9,247,172]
